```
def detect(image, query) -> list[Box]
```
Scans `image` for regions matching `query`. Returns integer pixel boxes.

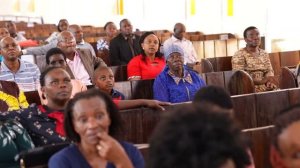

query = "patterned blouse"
[0,104,67,147]
[232,48,277,92]
[97,38,109,51]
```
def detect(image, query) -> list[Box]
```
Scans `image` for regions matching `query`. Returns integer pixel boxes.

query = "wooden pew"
[131,79,154,99]
[279,50,300,68]
[255,90,290,127]
[243,126,274,168]
[205,71,225,88]
[280,67,297,89]
[228,70,255,95]
[114,81,132,99]
[232,93,257,129]
[110,65,128,82]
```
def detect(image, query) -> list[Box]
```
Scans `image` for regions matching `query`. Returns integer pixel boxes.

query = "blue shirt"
[111,89,125,100]
[0,59,40,92]
[0,55,3,62]
[153,66,206,103]
[48,142,145,168]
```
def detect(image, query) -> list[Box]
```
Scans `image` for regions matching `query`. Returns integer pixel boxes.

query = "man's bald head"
[173,23,186,40]
[57,31,77,55]
[0,36,21,62]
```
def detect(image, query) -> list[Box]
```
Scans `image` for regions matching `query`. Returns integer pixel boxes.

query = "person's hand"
[97,132,133,168]
[142,100,171,111]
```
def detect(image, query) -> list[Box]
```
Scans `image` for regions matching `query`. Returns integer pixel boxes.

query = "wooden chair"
[17,142,69,168]
[280,67,297,89]
[228,70,255,95]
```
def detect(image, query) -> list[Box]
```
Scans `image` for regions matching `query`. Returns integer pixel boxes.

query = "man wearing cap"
[153,45,205,103]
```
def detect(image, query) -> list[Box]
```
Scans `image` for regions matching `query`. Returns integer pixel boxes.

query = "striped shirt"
[0,60,41,92]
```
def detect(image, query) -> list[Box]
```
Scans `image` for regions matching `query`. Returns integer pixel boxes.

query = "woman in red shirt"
[127,32,165,80]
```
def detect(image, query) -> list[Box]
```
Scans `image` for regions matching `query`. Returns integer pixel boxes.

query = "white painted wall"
[0,0,298,52]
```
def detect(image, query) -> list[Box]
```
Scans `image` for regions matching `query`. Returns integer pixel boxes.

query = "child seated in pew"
[93,66,125,100]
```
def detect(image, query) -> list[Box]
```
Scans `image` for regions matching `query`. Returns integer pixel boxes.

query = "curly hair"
[139,31,163,63]
[147,105,250,168]
[272,104,300,151]
[64,89,123,142]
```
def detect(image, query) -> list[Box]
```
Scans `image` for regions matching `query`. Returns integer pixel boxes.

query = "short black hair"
[45,47,66,65]
[104,21,114,30]
[193,86,233,110]
[119,18,129,28]
[64,89,123,142]
[148,105,250,168]
[139,31,163,63]
[243,26,258,39]
[40,67,65,87]
[272,104,300,151]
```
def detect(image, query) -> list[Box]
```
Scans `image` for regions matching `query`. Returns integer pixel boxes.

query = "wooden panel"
[215,56,232,71]
[206,58,217,71]
[192,41,204,60]
[114,81,132,100]
[24,91,41,105]
[215,40,227,57]
[243,126,273,168]
[279,50,300,67]
[119,109,143,143]
[131,79,154,99]
[200,59,214,73]
[232,94,257,128]
[228,70,255,96]
[205,72,225,88]
[110,65,127,82]
[141,108,162,142]
[255,90,289,127]
[280,67,297,89]
[203,41,215,58]
[288,88,300,105]
[223,70,236,91]
[226,39,238,56]
[268,52,281,76]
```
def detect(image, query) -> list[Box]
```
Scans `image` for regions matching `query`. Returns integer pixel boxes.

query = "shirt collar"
[66,51,79,63]
[77,40,85,45]
[1,59,25,72]
[167,67,193,85]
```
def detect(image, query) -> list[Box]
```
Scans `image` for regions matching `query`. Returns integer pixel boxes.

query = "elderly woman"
[232,26,277,92]
[48,89,144,168]
[153,45,206,103]
[127,32,165,80]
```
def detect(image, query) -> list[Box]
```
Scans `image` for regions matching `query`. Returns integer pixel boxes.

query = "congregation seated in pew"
[39,47,87,104]
[231,26,278,92]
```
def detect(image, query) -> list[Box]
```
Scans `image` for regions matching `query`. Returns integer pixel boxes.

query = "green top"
[0,119,35,168]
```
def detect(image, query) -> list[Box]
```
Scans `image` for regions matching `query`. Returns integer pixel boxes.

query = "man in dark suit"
[109,19,141,66]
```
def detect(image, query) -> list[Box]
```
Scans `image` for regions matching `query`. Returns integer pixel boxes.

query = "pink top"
[127,54,166,80]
